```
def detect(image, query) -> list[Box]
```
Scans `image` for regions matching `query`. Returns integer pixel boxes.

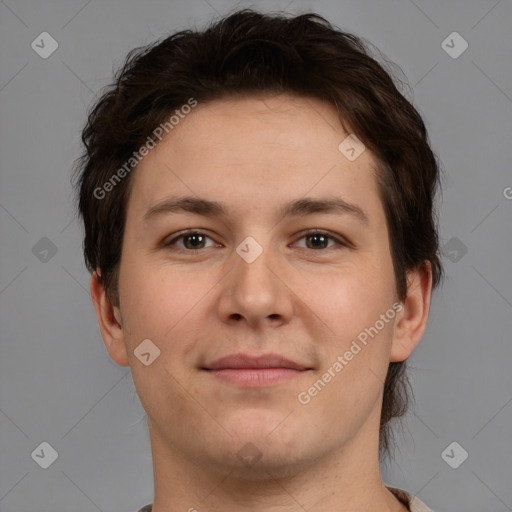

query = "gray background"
[0,0,511,511]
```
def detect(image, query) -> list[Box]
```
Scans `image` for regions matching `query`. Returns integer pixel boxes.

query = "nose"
[215,235,294,330]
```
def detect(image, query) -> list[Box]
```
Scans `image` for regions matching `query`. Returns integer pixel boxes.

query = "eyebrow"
[143,195,369,225]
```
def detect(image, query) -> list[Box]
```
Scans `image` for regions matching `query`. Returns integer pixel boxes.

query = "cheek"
[118,260,220,372]
[302,310,395,428]
[307,262,394,333]
[117,261,183,343]
[302,263,397,386]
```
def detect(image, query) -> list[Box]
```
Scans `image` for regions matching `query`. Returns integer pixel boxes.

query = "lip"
[202,353,312,387]
[205,353,309,371]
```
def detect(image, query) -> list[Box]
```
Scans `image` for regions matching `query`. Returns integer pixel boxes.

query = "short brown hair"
[73,8,443,460]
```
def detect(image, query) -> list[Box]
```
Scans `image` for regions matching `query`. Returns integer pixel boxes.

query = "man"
[74,9,442,512]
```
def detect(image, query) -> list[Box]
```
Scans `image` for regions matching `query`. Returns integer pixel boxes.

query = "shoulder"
[409,494,437,512]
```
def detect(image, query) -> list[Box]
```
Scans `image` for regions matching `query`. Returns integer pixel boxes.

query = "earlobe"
[390,262,433,362]
[90,270,130,366]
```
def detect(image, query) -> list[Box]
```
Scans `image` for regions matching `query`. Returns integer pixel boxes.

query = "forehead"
[125,94,383,225]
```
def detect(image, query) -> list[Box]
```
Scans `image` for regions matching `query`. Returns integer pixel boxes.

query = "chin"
[202,440,311,481]
[221,426,320,476]
[228,460,308,482]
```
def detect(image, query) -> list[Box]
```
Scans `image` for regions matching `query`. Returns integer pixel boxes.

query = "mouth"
[202,353,313,387]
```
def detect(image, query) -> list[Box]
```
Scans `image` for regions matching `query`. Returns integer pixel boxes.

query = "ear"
[390,261,433,362]
[90,270,129,366]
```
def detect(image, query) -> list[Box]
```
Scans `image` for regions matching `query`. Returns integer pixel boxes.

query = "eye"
[164,230,218,251]
[163,229,349,252]
[292,230,348,251]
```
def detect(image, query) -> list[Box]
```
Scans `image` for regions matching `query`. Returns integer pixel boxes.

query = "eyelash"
[163,229,349,253]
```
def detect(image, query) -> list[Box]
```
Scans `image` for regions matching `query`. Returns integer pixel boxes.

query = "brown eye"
[165,231,217,251]
[305,233,330,249]
[293,230,347,251]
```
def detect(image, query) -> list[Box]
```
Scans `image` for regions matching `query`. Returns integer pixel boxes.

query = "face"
[94,94,426,479]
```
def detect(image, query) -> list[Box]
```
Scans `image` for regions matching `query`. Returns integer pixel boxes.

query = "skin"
[91,94,432,512]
